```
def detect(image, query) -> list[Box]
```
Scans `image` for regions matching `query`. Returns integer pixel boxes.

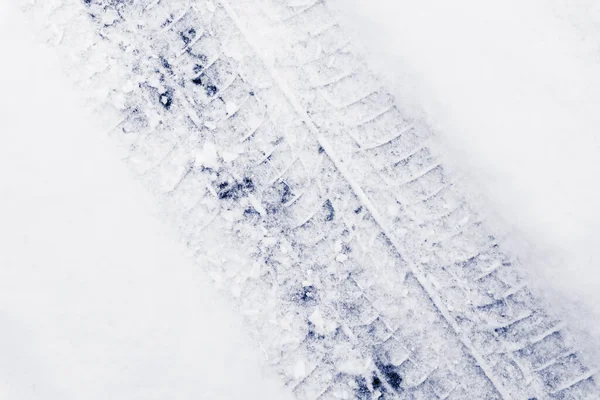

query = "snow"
[196,141,220,170]
[4,0,600,395]
[330,0,600,361]
[0,4,291,399]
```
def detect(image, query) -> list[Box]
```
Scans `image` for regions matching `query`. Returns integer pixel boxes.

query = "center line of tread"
[218,1,512,398]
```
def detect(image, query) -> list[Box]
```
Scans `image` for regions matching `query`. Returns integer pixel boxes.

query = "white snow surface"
[330,0,600,362]
[3,0,600,396]
[0,4,291,399]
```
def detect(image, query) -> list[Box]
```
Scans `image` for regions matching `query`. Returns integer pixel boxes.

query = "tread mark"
[219,1,511,398]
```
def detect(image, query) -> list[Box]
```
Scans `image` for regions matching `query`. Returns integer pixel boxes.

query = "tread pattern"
[22,0,598,398]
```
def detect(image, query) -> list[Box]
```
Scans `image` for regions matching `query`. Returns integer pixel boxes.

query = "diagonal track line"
[218,0,511,398]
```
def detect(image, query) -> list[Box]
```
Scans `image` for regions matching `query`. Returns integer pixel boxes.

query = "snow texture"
[329,0,600,371]
[0,5,293,399]
[12,0,600,398]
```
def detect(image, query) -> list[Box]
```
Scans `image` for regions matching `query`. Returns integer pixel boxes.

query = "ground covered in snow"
[1,0,599,398]
[331,0,600,365]
[0,4,291,399]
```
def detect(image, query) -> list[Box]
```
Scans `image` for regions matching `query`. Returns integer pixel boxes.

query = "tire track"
[219,1,512,397]
[20,0,599,398]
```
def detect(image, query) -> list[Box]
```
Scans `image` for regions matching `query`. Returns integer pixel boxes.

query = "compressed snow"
[195,141,220,169]
[225,101,238,115]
